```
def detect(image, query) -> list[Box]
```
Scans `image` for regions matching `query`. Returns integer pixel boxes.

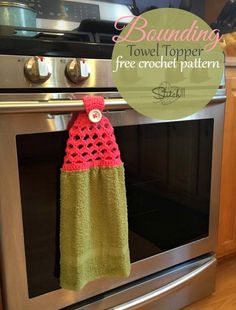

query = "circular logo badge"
[112,8,224,120]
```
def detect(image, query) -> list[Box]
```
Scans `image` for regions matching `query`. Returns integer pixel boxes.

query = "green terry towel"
[60,96,131,290]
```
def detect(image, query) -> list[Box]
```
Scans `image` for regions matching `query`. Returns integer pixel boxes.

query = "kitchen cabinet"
[217,60,236,257]
[204,0,227,25]
[0,287,3,310]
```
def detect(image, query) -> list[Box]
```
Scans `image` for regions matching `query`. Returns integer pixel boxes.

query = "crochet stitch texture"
[62,96,122,171]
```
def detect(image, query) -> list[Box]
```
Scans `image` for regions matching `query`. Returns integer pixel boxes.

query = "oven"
[0,57,225,308]
[0,1,227,309]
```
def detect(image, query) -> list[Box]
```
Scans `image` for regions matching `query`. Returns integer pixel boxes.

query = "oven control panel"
[0,55,113,89]
[24,57,91,84]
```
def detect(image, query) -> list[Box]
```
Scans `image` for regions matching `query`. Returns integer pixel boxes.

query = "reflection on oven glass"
[16,132,68,297]
[115,119,213,262]
[16,119,213,298]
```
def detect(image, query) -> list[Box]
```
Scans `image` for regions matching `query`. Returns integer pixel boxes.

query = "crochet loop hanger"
[83,96,104,123]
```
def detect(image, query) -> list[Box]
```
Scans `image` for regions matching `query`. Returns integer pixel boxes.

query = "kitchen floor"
[183,254,236,309]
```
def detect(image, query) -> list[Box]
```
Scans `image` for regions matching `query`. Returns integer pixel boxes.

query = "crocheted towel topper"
[60,96,131,291]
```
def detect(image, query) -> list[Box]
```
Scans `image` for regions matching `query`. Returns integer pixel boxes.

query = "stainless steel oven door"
[0,98,224,309]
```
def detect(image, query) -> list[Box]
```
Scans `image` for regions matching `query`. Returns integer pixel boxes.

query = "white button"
[88,109,102,123]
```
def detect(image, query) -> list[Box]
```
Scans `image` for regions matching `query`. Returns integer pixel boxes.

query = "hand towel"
[60,96,131,290]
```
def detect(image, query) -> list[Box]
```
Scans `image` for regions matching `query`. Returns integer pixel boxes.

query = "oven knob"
[66,59,90,83]
[24,57,51,83]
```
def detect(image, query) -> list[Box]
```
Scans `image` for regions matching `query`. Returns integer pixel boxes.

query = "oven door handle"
[111,257,216,310]
[0,98,130,113]
[0,94,226,114]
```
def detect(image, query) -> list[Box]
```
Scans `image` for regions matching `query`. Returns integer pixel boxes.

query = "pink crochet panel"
[62,96,122,171]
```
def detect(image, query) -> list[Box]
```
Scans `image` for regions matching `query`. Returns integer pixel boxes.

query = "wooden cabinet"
[217,62,236,257]
[204,0,227,25]
[0,287,3,310]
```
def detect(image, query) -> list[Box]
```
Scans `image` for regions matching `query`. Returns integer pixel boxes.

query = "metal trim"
[0,2,35,12]
[0,95,226,113]
[112,257,216,310]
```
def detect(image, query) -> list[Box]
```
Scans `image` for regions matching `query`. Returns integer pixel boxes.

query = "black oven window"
[16,119,213,298]
[16,131,68,297]
[115,119,213,262]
